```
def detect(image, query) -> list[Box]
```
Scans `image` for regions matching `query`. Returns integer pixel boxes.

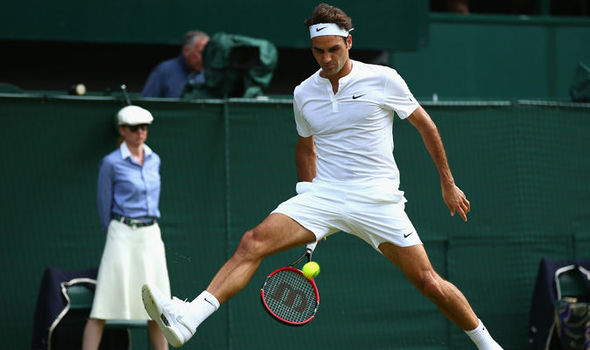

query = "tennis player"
[142,3,503,349]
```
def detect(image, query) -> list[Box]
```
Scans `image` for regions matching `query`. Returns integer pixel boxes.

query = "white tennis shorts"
[272,181,422,250]
[90,220,170,320]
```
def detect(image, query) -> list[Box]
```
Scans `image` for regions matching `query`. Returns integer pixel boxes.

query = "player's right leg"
[207,212,317,303]
[142,212,316,347]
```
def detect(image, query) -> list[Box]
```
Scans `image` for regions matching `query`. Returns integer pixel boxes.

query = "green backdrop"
[393,14,590,100]
[0,96,589,349]
[0,0,428,50]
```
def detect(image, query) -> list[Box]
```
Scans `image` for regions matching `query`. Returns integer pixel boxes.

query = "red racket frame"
[260,266,320,326]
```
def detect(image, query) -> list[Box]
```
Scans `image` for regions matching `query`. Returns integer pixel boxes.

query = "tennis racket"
[260,242,319,326]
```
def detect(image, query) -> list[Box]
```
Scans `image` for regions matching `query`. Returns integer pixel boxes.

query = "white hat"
[117,105,154,125]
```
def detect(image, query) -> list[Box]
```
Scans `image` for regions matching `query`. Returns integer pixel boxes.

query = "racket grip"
[305,241,318,254]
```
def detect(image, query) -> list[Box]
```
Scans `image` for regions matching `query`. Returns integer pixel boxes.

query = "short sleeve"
[293,89,313,137]
[383,69,419,119]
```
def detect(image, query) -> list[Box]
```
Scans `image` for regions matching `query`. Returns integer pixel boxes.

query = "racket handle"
[305,241,318,256]
[290,241,319,266]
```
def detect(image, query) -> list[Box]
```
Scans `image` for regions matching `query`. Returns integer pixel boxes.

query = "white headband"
[309,23,352,39]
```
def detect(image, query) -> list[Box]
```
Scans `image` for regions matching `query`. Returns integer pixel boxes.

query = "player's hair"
[304,3,353,31]
[183,30,210,48]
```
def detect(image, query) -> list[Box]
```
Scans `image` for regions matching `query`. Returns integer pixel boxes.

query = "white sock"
[185,290,220,330]
[465,319,503,350]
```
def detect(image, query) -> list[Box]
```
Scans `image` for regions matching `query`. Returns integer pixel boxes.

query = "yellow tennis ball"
[302,261,320,279]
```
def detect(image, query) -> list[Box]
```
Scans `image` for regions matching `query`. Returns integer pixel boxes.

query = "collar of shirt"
[315,59,358,88]
[120,141,153,161]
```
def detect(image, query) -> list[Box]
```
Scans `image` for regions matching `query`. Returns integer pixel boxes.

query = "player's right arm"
[295,136,316,182]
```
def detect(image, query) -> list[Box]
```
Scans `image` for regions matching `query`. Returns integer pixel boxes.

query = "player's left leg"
[379,243,502,350]
[379,243,477,328]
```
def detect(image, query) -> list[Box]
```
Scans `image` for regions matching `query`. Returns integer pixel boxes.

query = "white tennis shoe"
[141,284,195,348]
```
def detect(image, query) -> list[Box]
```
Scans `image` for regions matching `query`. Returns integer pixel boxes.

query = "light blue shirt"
[97,142,161,233]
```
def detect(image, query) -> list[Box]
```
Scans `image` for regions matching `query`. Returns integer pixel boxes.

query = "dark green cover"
[183,32,278,99]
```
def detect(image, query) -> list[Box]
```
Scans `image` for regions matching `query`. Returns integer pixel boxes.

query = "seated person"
[142,30,209,98]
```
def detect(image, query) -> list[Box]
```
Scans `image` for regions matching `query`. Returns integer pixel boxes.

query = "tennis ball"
[302,261,320,279]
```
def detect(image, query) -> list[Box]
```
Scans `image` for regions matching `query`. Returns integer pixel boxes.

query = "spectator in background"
[142,31,210,98]
[82,105,170,350]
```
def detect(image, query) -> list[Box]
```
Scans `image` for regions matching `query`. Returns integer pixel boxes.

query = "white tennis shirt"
[293,60,419,191]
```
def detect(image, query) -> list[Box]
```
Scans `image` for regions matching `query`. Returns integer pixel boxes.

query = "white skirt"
[90,220,171,320]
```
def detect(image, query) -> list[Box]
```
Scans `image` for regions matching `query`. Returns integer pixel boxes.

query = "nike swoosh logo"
[316,26,327,32]
[352,94,365,100]
[403,232,413,238]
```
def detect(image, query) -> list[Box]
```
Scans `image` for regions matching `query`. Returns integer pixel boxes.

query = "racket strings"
[262,269,318,324]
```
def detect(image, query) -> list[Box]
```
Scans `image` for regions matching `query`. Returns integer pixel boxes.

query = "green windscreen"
[0,96,589,349]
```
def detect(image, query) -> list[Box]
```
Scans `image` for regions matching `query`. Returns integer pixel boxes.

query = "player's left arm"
[407,106,471,221]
